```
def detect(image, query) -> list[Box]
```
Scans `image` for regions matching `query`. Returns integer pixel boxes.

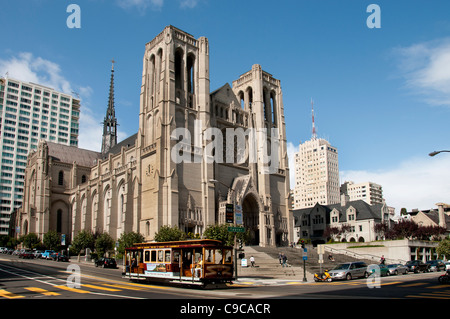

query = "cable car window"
[194,250,202,264]
[173,250,180,263]
[214,249,223,264]
[165,250,171,262]
[144,250,150,263]
[151,250,157,262]
[158,250,164,262]
[205,249,214,263]
[224,249,232,263]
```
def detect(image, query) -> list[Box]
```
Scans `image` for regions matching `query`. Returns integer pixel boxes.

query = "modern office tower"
[340,181,384,205]
[293,100,340,209]
[0,76,80,235]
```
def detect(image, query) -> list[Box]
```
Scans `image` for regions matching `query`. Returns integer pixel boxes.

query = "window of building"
[58,171,64,186]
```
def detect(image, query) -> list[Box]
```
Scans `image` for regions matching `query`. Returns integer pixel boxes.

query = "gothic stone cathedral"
[17,26,292,247]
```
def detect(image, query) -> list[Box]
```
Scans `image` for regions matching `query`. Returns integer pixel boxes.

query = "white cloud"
[116,0,202,11]
[394,38,450,106]
[116,0,164,11]
[0,52,73,94]
[0,52,100,151]
[340,155,450,212]
[179,0,199,8]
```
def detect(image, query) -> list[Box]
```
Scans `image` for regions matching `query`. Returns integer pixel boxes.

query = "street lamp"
[429,150,450,157]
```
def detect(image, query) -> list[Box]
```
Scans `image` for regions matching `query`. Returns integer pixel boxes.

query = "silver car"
[387,264,408,275]
[328,262,369,280]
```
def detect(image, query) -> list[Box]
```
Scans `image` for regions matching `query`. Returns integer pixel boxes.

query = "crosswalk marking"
[398,282,427,287]
[54,285,91,294]
[0,289,24,299]
[102,283,147,291]
[82,284,121,292]
[25,287,60,296]
[427,285,450,289]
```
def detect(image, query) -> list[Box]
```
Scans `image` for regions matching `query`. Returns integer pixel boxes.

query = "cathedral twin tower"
[18,26,292,247]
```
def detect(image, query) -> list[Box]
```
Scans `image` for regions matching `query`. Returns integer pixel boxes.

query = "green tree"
[21,233,41,249]
[203,224,249,246]
[95,232,115,258]
[43,231,61,251]
[117,231,145,255]
[154,225,186,242]
[437,238,450,259]
[72,230,95,260]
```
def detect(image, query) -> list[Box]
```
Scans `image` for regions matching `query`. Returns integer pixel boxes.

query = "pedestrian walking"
[250,255,255,267]
[278,253,283,265]
[282,254,287,267]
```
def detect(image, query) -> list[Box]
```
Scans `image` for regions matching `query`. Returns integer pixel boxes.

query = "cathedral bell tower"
[137,26,213,239]
[101,60,118,156]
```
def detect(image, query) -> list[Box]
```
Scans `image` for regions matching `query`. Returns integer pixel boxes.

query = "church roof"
[46,141,101,167]
[101,133,137,160]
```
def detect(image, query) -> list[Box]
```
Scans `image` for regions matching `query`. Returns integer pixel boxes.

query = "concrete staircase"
[237,245,376,280]
[237,246,311,280]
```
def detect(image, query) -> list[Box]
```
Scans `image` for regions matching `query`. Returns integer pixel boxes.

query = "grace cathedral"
[17,26,292,247]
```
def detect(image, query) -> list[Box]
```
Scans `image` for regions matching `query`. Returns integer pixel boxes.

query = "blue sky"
[1,0,450,211]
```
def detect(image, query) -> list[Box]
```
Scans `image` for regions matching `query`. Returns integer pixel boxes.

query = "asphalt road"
[0,254,448,316]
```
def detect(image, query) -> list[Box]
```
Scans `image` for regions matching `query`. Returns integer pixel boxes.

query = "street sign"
[228,226,245,233]
[317,244,325,254]
[235,204,243,225]
[303,255,308,261]
[302,248,307,260]
[225,204,234,223]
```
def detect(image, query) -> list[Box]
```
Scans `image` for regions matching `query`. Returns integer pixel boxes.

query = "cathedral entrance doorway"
[242,194,260,245]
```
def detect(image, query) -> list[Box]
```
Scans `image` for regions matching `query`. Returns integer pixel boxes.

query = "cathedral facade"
[17,26,292,247]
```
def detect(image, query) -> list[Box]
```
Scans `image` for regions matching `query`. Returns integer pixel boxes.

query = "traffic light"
[301,240,305,249]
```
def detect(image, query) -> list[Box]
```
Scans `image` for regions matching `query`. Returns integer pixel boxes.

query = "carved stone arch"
[51,199,70,237]
[229,175,264,245]
[146,112,153,145]
[90,188,98,233]
[103,184,112,233]
[23,219,29,236]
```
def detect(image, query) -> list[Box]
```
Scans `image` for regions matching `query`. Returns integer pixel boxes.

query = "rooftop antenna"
[311,98,317,140]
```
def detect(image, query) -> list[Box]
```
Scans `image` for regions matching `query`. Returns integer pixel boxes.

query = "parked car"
[41,250,56,260]
[405,260,430,273]
[444,261,450,271]
[387,264,408,275]
[378,264,390,276]
[95,257,117,269]
[33,250,43,259]
[426,260,445,272]
[0,247,7,253]
[12,249,22,256]
[328,261,368,280]
[19,250,35,259]
[53,252,69,262]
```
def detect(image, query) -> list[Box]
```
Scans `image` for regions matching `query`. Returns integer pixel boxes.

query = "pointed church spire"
[101,59,118,155]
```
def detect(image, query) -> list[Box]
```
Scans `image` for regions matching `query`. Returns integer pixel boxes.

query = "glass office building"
[0,76,80,235]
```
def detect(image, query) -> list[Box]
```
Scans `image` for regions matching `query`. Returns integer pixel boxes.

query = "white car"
[444,261,450,271]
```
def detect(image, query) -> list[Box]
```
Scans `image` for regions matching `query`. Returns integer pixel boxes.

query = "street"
[0,253,449,316]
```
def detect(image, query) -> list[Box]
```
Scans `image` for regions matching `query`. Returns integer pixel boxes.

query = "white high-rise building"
[340,181,384,205]
[293,138,340,209]
[0,76,80,235]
